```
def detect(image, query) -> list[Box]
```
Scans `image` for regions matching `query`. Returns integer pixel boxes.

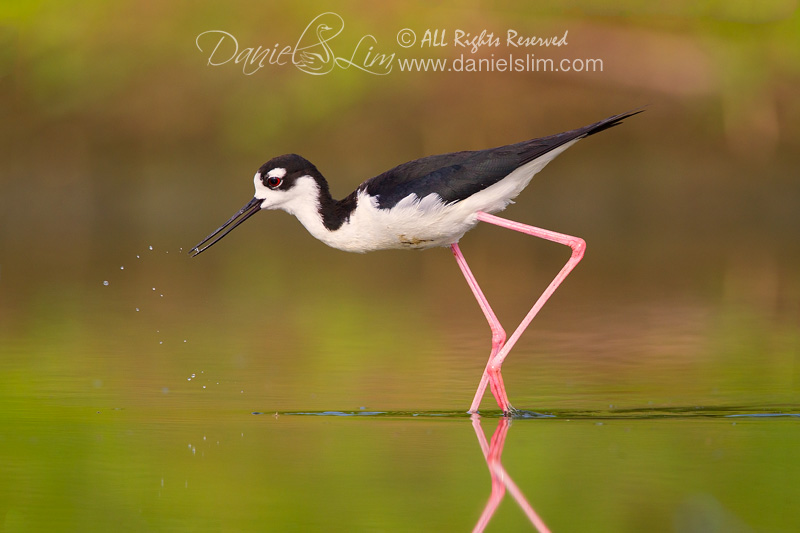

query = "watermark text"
[195,13,603,77]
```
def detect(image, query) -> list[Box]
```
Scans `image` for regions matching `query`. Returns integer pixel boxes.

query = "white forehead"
[268,167,287,179]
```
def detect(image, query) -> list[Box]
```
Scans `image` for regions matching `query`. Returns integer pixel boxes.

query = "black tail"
[581,108,646,138]
[517,108,644,166]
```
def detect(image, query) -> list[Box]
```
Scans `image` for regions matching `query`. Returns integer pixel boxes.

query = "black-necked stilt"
[191,110,641,415]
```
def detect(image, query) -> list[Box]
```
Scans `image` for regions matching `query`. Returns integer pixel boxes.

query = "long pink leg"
[453,211,586,415]
[451,243,506,412]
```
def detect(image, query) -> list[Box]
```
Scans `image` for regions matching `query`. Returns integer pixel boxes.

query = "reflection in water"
[471,415,551,533]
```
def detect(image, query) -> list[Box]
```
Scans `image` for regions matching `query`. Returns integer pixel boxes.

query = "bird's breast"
[315,191,480,253]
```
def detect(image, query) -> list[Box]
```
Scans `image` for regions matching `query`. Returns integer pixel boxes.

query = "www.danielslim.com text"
[396,54,603,73]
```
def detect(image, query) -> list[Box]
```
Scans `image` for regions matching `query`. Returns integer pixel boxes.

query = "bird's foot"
[502,404,520,418]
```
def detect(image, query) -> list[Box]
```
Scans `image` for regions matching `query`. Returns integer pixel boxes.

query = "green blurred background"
[1,1,799,531]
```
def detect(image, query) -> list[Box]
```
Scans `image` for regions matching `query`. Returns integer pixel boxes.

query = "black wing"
[362,109,642,209]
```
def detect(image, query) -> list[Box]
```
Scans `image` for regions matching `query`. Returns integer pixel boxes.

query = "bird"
[190,110,642,416]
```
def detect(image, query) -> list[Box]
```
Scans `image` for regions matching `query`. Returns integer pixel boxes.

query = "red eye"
[266,176,283,188]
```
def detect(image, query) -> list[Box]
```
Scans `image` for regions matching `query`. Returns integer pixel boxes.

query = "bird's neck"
[283,175,359,248]
[312,176,358,231]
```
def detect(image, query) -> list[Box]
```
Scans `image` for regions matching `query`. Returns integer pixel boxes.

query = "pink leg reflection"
[452,211,585,415]
[471,415,551,533]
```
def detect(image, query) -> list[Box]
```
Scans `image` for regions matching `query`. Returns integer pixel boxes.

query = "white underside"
[260,140,579,253]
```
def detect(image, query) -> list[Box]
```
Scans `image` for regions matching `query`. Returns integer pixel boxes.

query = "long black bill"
[189,197,262,257]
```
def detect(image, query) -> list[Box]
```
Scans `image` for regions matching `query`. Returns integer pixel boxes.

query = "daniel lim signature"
[196,12,395,76]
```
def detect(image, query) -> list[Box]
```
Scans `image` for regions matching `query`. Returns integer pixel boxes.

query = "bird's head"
[190,153,323,256]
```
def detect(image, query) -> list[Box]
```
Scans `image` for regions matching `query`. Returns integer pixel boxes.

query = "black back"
[256,110,641,230]
[360,110,641,209]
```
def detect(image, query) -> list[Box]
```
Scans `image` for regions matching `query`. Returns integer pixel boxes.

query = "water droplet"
[103,280,109,286]
[183,339,187,343]
[152,287,156,291]
[149,245,153,250]
[136,255,140,259]
[120,266,124,270]
[135,308,140,312]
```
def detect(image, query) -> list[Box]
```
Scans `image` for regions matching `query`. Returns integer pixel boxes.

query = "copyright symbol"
[397,28,416,48]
